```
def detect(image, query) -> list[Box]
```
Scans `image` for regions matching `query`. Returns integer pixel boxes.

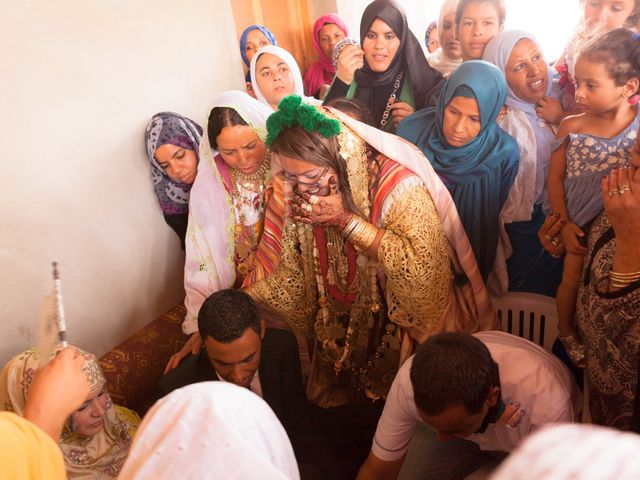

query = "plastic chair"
[490,292,559,352]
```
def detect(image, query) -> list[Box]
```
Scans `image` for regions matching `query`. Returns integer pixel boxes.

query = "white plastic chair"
[490,292,559,352]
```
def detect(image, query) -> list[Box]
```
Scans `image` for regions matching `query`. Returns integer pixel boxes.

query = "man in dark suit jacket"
[157,289,306,430]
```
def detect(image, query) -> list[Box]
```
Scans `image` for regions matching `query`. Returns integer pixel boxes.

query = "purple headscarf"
[144,112,203,215]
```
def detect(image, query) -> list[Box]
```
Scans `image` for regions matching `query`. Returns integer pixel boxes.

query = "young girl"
[547,28,640,366]
[538,0,640,125]
[455,0,505,61]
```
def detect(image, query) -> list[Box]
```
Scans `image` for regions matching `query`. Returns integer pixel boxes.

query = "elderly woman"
[0,347,140,479]
[245,95,497,408]
[144,112,203,249]
[323,0,443,132]
[164,91,275,372]
[483,30,564,296]
[250,45,320,111]
[303,14,349,99]
[539,138,640,429]
[397,61,519,285]
[426,0,462,77]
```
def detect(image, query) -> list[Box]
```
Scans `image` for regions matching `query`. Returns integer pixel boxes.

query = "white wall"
[0,0,244,364]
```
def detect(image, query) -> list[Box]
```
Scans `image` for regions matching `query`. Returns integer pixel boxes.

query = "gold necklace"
[230,160,270,277]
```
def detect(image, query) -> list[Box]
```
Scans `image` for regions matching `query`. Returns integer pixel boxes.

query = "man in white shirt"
[357,331,581,480]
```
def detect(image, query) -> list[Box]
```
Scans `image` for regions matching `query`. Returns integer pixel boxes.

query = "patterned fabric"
[577,212,640,429]
[98,303,187,414]
[246,107,498,406]
[554,113,638,227]
[0,347,139,479]
[303,14,348,96]
[144,112,203,215]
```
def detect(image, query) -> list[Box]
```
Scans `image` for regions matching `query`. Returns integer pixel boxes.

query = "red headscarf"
[303,14,349,96]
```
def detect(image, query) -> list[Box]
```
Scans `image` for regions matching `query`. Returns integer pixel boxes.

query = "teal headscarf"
[397,60,518,280]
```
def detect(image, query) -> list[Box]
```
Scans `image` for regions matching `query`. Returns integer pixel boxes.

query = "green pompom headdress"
[266,95,341,147]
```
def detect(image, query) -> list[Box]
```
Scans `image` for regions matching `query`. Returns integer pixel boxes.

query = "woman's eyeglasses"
[284,167,329,195]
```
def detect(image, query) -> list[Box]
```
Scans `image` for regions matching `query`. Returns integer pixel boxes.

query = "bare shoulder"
[556,113,586,138]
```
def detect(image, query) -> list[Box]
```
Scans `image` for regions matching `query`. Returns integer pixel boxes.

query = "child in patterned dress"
[537,0,640,125]
[547,28,640,366]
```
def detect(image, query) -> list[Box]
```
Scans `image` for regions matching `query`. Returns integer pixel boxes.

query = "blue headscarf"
[397,60,518,280]
[239,25,278,66]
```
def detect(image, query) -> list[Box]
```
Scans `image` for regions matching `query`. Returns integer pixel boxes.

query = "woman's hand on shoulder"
[536,96,564,125]
[336,44,365,85]
[164,332,202,374]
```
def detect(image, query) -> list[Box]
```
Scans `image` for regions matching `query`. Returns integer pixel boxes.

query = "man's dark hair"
[410,332,499,416]
[197,289,261,343]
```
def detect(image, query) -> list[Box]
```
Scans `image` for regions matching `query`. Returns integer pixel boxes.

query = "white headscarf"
[182,91,274,334]
[426,0,462,77]
[250,45,320,110]
[491,424,640,480]
[119,382,300,480]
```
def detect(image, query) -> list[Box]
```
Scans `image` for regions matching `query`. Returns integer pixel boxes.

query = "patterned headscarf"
[239,25,278,66]
[0,347,139,479]
[144,112,203,216]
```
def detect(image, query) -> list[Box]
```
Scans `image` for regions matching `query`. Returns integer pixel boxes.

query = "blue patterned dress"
[558,113,639,227]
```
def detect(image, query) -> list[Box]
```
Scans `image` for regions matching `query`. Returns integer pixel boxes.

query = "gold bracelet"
[342,214,359,239]
[609,270,640,280]
[346,216,378,249]
[610,280,635,290]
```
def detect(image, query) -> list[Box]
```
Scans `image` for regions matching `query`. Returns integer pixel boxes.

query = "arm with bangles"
[601,167,640,293]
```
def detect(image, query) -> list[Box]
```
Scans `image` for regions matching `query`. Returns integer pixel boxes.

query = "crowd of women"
[4,0,640,478]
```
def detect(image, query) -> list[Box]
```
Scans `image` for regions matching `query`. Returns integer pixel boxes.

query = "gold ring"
[309,194,319,205]
[544,234,552,241]
[550,252,562,259]
[609,189,619,197]
[618,185,631,194]
[302,203,313,213]
[551,237,560,246]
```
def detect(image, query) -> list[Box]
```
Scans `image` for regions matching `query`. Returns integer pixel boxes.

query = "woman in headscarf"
[164,91,277,372]
[397,61,519,284]
[244,95,497,408]
[239,25,278,86]
[144,112,203,249]
[323,0,443,133]
[303,14,349,99]
[426,0,462,78]
[0,347,140,479]
[250,45,320,111]
[483,31,564,296]
[119,382,300,480]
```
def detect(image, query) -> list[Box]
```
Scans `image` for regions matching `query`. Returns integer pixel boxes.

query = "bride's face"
[279,154,335,196]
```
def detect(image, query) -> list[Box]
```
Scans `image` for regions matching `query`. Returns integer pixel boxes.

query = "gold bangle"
[342,214,359,238]
[346,216,378,249]
[609,270,640,280]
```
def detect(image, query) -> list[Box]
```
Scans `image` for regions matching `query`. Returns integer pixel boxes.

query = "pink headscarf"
[303,14,348,96]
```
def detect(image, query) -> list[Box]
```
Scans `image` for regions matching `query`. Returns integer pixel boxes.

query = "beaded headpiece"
[266,95,341,147]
